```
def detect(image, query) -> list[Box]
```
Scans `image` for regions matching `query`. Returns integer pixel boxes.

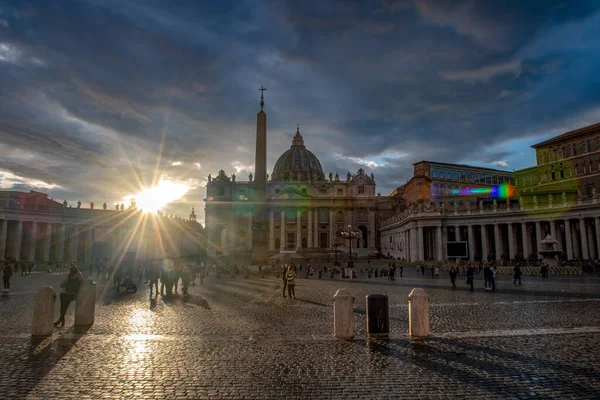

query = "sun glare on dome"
[131,180,189,214]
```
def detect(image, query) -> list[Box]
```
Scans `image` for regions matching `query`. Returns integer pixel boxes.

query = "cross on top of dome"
[292,125,304,147]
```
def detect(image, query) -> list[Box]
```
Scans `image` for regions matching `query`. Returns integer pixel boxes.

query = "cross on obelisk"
[259,86,267,109]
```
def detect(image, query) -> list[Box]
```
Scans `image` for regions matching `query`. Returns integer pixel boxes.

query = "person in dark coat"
[449,267,458,290]
[281,264,288,298]
[2,263,13,291]
[513,265,522,285]
[466,266,475,292]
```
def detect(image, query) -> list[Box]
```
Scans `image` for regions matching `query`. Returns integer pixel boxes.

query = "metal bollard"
[366,294,389,338]
[75,279,96,326]
[333,289,354,340]
[408,288,430,338]
[32,286,56,337]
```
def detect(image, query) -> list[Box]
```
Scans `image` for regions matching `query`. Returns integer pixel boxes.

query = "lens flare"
[448,183,515,199]
[127,180,189,214]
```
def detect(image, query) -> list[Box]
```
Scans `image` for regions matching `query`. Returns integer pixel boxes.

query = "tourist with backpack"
[54,266,83,328]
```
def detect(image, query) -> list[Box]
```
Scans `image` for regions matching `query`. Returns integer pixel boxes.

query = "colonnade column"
[586,222,596,259]
[329,209,335,249]
[70,225,79,262]
[296,210,302,250]
[246,213,252,249]
[549,220,556,240]
[13,221,23,261]
[280,210,285,251]
[507,223,515,260]
[436,226,443,261]
[268,211,275,250]
[307,209,312,249]
[84,227,93,262]
[0,220,7,259]
[521,223,530,259]
[564,220,573,260]
[535,221,542,255]
[42,223,52,262]
[417,226,424,261]
[493,224,501,260]
[467,225,475,261]
[27,221,37,261]
[56,224,65,262]
[579,218,589,259]
[481,225,489,261]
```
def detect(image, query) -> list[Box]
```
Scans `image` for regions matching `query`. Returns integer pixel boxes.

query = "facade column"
[417,226,424,261]
[70,225,79,262]
[507,223,516,260]
[56,224,66,262]
[0,220,7,260]
[586,222,596,259]
[314,210,319,249]
[564,220,573,260]
[436,226,443,261]
[268,210,275,250]
[13,221,23,261]
[329,209,335,249]
[280,210,285,251]
[493,223,501,260]
[307,209,312,249]
[368,209,375,249]
[595,217,600,260]
[549,220,556,240]
[521,223,530,259]
[27,221,37,261]
[481,225,489,261]
[579,218,589,259]
[467,225,475,260]
[84,226,93,262]
[296,210,302,250]
[42,223,52,262]
[535,221,542,255]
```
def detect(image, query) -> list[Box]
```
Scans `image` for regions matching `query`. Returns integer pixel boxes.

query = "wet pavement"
[1,266,600,399]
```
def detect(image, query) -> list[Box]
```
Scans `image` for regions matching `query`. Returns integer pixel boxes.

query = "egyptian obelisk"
[251,87,269,264]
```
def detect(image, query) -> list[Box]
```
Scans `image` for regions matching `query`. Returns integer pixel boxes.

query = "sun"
[130,180,189,214]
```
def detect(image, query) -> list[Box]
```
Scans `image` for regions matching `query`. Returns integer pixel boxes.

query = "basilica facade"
[204,127,395,257]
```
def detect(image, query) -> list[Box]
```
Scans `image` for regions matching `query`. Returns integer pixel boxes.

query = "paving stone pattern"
[1,266,600,399]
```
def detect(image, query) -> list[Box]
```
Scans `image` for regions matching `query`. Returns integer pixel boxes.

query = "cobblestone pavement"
[1,265,600,399]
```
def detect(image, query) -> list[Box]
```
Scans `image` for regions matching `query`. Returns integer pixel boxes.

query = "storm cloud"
[1,0,600,222]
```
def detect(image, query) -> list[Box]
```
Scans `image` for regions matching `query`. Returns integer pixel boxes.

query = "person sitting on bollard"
[2,262,13,292]
[54,266,83,328]
[285,265,296,299]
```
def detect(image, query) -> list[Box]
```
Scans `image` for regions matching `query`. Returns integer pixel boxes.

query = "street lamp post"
[340,224,361,269]
[332,236,342,267]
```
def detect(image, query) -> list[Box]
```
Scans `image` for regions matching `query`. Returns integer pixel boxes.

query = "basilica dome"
[271,127,325,181]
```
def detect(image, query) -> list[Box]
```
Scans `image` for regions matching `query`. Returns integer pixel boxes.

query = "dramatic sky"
[1,0,600,223]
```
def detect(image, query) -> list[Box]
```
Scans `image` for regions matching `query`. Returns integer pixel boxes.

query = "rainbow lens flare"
[449,183,514,199]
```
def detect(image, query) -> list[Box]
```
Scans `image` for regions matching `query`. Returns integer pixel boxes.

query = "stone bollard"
[408,288,430,338]
[366,294,389,339]
[333,289,354,340]
[75,279,97,326]
[32,286,56,337]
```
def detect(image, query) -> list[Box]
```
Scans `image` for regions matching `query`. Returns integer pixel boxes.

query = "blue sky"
[1,0,600,223]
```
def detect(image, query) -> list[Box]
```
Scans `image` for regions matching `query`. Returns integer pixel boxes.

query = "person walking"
[148,262,160,297]
[53,266,83,328]
[286,265,296,299]
[513,265,522,285]
[435,267,440,278]
[483,265,491,291]
[449,267,458,290]
[489,266,496,292]
[281,264,288,298]
[466,265,475,292]
[399,265,403,278]
[2,263,13,292]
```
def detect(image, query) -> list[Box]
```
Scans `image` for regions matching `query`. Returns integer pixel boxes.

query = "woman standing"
[2,262,13,292]
[286,265,296,299]
[54,266,83,328]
